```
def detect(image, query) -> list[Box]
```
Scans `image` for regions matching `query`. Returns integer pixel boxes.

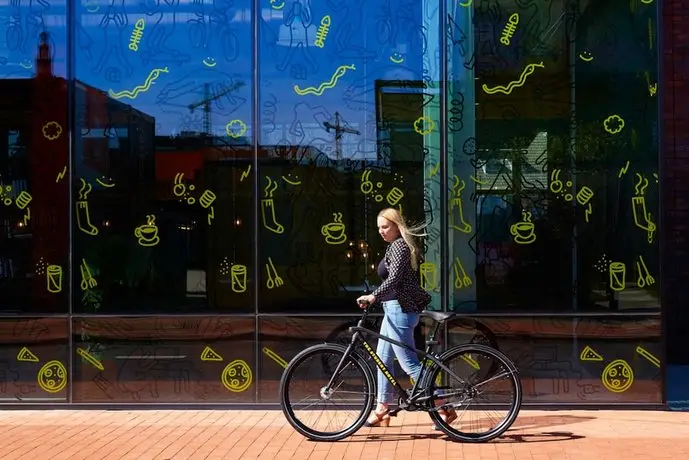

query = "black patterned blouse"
[372,237,431,313]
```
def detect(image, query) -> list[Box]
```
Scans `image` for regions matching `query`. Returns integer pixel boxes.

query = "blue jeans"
[376,300,422,404]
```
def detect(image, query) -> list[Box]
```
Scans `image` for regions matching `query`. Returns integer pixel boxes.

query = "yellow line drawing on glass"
[314,15,331,48]
[47,264,63,293]
[226,119,247,138]
[38,360,67,393]
[636,255,655,288]
[134,215,160,247]
[263,347,288,369]
[270,0,285,10]
[282,174,301,186]
[202,57,217,67]
[240,165,251,182]
[450,176,472,234]
[56,166,67,183]
[579,51,593,62]
[510,211,536,245]
[321,213,347,245]
[17,346,39,362]
[390,51,405,64]
[470,175,487,185]
[635,346,660,368]
[77,348,105,371]
[420,262,438,292]
[618,161,630,178]
[199,189,216,208]
[482,62,544,95]
[207,206,214,226]
[428,162,440,178]
[608,262,626,292]
[594,254,612,273]
[603,114,625,134]
[15,191,32,210]
[500,13,519,46]
[231,264,248,293]
[0,184,12,206]
[76,178,99,235]
[172,172,196,205]
[42,121,62,140]
[576,186,594,222]
[460,355,480,370]
[79,258,97,291]
[579,345,604,362]
[96,176,115,188]
[584,204,592,223]
[293,64,355,96]
[413,116,435,135]
[632,173,656,243]
[261,176,284,234]
[221,359,252,392]
[200,346,223,362]
[22,208,30,226]
[128,18,145,51]
[386,187,404,207]
[360,169,374,194]
[108,67,169,100]
[453,257,472,289]
[601,359,633,393]
[19,59,33,69]
[459,0,472,6]
[265,257,284,289]
[549,169,574,201]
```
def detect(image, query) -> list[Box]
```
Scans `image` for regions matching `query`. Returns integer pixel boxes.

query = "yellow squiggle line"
[470,175,488,185]
[482,62,544,95]
[294,65,355,96]
[108,67,169,100]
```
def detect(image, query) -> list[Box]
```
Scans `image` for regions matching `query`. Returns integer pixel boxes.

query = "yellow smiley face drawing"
[579,51,593,62]
[390,51,405,64]
[202,57,217,67]
[601,359,634,393]
[38,360,68,393]
[270,0,285,9]
[221,359,253,393]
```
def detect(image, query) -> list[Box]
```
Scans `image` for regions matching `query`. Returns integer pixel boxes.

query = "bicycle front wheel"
[424,343,522,443]
[279,343,375,441]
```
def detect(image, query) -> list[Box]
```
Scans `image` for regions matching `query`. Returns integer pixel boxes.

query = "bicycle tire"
[279,343,375,442]
[423,343,522,443]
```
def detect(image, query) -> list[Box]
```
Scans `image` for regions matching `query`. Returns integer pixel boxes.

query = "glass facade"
[0,0,664,404]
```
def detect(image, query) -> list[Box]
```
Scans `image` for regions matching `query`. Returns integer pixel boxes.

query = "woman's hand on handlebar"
[356,294,375,309]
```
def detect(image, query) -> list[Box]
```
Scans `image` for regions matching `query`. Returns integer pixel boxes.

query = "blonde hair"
[377,208,426,271]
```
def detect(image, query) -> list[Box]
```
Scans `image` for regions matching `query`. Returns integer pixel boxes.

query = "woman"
[356,207,457,428]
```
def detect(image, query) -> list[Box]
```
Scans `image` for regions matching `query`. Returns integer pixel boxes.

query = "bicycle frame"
[325,306,470,408]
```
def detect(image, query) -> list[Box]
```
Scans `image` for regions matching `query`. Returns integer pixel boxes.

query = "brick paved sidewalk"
[0,409,687,459]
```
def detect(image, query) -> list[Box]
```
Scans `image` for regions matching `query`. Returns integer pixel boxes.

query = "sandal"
[364,407,391,427]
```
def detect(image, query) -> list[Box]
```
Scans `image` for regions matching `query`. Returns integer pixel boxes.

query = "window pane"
[448,0,659,313]
[73,1,254,313]
[0,5,69,314]
[257,1,442,313]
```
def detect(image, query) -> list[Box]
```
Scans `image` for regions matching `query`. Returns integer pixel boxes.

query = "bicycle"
[279,300,522,442]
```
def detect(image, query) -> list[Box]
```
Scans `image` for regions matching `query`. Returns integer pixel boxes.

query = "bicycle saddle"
[422,311,456,323]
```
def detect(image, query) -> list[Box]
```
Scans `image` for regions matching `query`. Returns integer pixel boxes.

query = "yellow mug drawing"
[321,212,347,245]
[510,212,536,244]
[420,262,438,291]
[608,262,626,291]
[231,264,248,293]
[46,265,63,293]
[134,215,160,247]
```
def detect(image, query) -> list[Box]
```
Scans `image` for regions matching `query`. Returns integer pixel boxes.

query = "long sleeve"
[372,239,410,301]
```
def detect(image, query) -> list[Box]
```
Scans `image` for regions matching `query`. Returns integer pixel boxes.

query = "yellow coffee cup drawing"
[134,215,160,247]
[510,211,536,244]
[321,212,347,245]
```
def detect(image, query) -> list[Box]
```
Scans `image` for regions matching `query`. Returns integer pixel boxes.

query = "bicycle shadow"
[349,414,593,443]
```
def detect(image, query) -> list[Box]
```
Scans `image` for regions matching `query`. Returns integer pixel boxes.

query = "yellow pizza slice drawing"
[17,346,39,362]
[200,345,223,362]
[579,345,603,362]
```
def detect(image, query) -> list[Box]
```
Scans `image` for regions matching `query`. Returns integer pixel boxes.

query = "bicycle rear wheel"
[279,343,375,441]
[424,343,522,443]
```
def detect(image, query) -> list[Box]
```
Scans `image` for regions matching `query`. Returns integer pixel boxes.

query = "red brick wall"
[661,0,689,366]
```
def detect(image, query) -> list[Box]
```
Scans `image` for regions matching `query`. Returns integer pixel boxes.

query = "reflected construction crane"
[188,81,245,136]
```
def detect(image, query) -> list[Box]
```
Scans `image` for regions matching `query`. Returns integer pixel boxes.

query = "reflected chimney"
[36,31,53,78]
